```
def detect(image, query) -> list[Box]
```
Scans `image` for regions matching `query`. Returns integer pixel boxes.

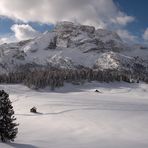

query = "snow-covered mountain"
[0,21,148,74]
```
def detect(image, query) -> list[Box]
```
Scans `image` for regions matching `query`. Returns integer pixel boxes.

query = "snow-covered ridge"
[0,21,148,74]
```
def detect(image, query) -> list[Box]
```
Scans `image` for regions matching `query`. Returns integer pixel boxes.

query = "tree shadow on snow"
[6,142,38,148]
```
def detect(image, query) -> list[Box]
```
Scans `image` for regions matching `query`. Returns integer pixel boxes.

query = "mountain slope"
[0,21,148,75]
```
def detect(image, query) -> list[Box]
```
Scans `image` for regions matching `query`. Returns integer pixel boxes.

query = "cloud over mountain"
[116,29,137,43]
[11,24,40,40]
[0,0,134,28]
[143,28,148,41]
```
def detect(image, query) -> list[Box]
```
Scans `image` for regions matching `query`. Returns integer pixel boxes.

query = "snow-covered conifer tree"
[0,90,18,142]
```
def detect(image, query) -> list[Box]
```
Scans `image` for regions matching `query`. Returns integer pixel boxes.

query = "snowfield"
[0,82,148,148]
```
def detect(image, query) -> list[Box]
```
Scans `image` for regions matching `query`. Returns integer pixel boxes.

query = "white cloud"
[0,0,135,28]
[0,35,16,45]
[11,24,40,40]
[116,29,137,43]
[111,15,135,26]
[0,24,40,44]
[0,37,8,44]
[143,28,148,41]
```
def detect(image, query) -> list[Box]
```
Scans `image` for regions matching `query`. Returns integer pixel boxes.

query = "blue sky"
[0,18,54,35]
[0,0,148,44]
[115,0,148,39]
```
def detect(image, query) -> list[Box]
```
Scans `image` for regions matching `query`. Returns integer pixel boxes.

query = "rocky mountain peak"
[54,21,95,34]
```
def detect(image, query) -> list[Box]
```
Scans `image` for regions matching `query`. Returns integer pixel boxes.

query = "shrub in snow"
[0,90,18,142]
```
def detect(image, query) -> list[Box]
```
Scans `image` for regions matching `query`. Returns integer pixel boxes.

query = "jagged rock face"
[55,22,95,35]
[54,22,96,49]
[95,29,122,42]
[54,22,127,53]
[0,21,147,74]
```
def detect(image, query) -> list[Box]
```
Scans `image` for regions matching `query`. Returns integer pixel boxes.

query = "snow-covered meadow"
[0,82,148,148]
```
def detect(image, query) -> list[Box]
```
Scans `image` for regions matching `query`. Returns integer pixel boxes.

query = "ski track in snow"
[14,99,148,117]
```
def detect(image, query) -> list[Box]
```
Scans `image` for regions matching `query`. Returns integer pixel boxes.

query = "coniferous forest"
[0,64,147,90]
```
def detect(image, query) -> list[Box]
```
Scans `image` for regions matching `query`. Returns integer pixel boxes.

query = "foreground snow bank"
[0,82,148,148]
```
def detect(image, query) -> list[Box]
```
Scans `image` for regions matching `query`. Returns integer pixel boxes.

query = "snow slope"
[0,82,148,148]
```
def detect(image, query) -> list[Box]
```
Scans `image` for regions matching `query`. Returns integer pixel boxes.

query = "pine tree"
[0,90,18,142]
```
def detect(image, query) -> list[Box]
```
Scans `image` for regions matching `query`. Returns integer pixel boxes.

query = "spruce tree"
[0,90,18,142]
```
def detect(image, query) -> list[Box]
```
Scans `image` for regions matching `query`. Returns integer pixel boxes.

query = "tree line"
[0,67,147,90]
